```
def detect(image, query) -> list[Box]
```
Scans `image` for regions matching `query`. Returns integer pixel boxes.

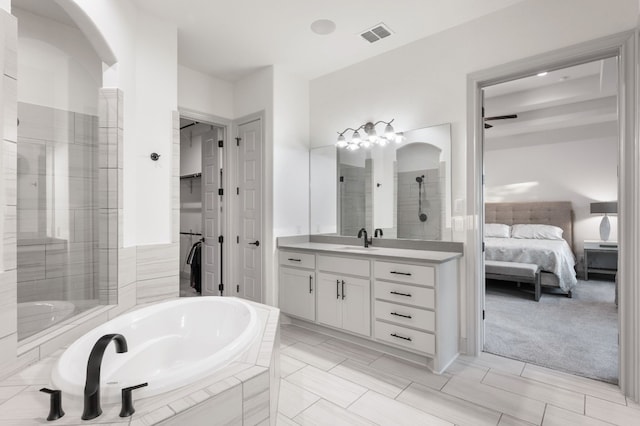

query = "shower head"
[415,176,423,183]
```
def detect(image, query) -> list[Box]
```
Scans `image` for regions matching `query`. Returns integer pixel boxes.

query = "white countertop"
[278,241,462,264]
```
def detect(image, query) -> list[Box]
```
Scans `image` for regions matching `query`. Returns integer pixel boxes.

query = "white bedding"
[485,237,577,292]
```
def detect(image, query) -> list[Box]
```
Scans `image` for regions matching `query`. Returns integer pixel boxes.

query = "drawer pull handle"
[390,291,412,297]
[341,280,345,300]
[390,271,412,276]
[390,333,412,342]
[288,258,301,262]
[390,312,412,319]
[336,279,340,299]
[309,275,313,293]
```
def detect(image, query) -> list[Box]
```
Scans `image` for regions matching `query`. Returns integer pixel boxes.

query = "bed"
[485,202,578,295]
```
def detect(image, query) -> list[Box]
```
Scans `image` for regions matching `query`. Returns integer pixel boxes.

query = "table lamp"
[590,202,617,241]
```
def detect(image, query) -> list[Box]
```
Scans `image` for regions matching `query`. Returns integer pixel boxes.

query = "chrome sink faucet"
[82,334,128,420]
[357,228,372,248]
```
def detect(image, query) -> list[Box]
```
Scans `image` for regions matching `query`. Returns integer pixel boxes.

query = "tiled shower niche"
[16,102,100,339]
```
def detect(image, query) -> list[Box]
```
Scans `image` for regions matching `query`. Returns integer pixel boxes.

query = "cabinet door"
[280,268,315,321]
[316,273,342,329]
[341,276,371,336]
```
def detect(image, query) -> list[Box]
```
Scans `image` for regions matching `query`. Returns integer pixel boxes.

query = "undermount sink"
[339,246,379,251]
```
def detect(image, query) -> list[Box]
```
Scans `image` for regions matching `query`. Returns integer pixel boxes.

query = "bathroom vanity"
[278,239,461,374]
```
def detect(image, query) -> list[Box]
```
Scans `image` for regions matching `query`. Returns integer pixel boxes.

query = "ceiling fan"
[484,114,518,129]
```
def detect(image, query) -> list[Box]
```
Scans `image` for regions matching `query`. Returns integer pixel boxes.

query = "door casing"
[466,31,639,401]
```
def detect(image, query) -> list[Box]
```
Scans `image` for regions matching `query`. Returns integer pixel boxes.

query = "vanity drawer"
[279,251,315,269]
[375,320,435,355]
[375,300,435,332]
[317,255,370,277]
[374,261,434,286]
[375,281,435,309]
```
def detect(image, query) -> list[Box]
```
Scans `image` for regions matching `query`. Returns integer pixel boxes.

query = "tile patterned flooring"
[277,324,639,426]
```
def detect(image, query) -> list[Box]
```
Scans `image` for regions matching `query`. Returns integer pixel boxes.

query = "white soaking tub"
[51,297,259,403]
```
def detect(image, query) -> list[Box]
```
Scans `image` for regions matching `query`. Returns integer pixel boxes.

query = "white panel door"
[201,128,220,296]
[237,119,262,302]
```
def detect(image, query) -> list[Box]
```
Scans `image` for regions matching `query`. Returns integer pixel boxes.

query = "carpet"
[484,278,618,384]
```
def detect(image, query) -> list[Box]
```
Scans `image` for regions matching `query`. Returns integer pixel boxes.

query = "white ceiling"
[483,57,619,151]
[130,0,526,82]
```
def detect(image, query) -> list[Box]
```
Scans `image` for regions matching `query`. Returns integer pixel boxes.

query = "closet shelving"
[180,172,201,193]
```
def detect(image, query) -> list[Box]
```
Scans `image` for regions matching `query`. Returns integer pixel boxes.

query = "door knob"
[249,240,260,247]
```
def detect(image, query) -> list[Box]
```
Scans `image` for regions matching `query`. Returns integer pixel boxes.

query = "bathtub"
[51,297,259,403]
[18,300,76,339]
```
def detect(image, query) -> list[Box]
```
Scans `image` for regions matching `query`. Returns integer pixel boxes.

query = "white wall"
[273,67,309,238]
[13,7,101,115]
[310,0,638,340]
[133,13,177,245]
[178,65,233,119]
[73,0,178,246]
[485,137,618,256]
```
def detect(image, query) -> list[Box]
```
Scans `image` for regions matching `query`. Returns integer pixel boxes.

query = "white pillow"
[511,224,564,240]
[484,223,511,238]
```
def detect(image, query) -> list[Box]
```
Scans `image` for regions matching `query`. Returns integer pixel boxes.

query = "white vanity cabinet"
[316,255,371,337]
[277,242,460,374]
[373,259,458,373]
[279,251,315,321]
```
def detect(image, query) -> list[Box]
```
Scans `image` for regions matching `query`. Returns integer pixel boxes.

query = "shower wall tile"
[16,103,72,144]
[98,248,118,304]
[118,246,136,288]
[3,205,16,270]
[16,244,44,282]
[45,242,95,279]
[73,112,97,146]
[107,281,136,320]
[98,209,118,249]
[0,333,17,372]
[136,243,179,282]
[98,127,118,168]
[99,89,123,130]
[136,274,179,304]
[2,75,16,143]
[98,169,118,209]
[68,143,95,178]
[1,12,17,80]
[72,209,95,243]
[0,270,17,339]
[3,140,16,204]
[15,139,46,175]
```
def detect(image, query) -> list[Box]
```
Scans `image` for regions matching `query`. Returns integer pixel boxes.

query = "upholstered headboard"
[485,202,574,250]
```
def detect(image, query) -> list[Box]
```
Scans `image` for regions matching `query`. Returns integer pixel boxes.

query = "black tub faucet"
[374,228,383,238]
[82,334,128,420]
[357,228,371,248]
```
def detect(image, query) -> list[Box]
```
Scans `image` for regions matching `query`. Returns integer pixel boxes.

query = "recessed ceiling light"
[311,19,336,35]
[537,72,548,77]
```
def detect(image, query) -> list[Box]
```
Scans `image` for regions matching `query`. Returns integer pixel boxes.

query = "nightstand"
[583,240,618,280]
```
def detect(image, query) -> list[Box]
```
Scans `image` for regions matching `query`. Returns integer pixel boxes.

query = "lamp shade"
[590,202,617,214]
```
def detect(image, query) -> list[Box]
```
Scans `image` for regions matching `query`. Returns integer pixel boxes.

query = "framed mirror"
[310,123,452,241]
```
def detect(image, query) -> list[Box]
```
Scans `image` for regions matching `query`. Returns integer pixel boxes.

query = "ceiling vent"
[360,23,393,43]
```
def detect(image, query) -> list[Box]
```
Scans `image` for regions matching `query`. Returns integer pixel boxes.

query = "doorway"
[178,117,225,298]
[466,32,639,399]
[481,57,619,383]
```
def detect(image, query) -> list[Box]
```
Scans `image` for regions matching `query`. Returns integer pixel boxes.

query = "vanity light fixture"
[336,119,401,150]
